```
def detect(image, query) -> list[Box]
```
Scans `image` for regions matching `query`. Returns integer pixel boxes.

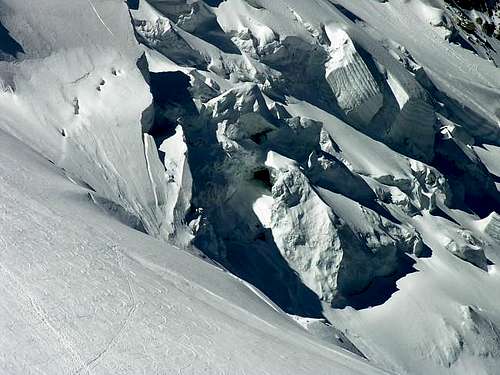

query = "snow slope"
[1,0,500,374]
[0,130,388,374]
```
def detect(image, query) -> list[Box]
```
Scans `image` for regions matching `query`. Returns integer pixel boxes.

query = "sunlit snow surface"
[0,130,387,373]
[1,0,500,374]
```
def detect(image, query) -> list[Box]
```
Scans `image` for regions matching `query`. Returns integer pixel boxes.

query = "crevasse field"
[0,0,500,374]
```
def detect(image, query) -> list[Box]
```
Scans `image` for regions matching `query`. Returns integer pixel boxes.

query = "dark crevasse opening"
[203,0,225,7]
[225,232,324,317]
[444,0,497,11]
[150,71,193,106]
[0,20,24,60]
[433,137,500,218]
[332,3,365,23]
[253,169,273,190]
[126,0,139,10]
[333,253,418,310]
[140,65,324,318]
[125,1,486,321]
[147,71,197,151]
[191,16,241,55]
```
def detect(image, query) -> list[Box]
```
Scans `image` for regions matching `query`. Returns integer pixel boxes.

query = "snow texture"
[1,0,500,374]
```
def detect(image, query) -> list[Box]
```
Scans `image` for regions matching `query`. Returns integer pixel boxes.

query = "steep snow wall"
[0,0,174,240]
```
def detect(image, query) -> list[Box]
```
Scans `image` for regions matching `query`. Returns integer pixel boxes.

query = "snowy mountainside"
[0,129,386,374]
[1,0,500,374]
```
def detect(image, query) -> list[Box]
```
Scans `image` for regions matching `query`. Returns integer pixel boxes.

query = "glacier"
[0,0,500,374]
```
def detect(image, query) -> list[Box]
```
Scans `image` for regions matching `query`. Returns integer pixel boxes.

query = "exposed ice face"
[266,153,373,301]
[324,27,384,126]
[444,229,488,270]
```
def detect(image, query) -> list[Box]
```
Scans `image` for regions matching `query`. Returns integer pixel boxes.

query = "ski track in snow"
[74,246,138,374]
[86,0,115,37]
[0,262,93,374]
[1,0,500,373]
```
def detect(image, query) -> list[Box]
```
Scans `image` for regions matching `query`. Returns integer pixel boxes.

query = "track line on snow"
[87,0,115,37]
[75,246,138,373]
[77,303,136,374]
[0,262,93,375]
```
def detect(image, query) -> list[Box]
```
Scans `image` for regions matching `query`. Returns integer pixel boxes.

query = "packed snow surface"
[1,0,500,374]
